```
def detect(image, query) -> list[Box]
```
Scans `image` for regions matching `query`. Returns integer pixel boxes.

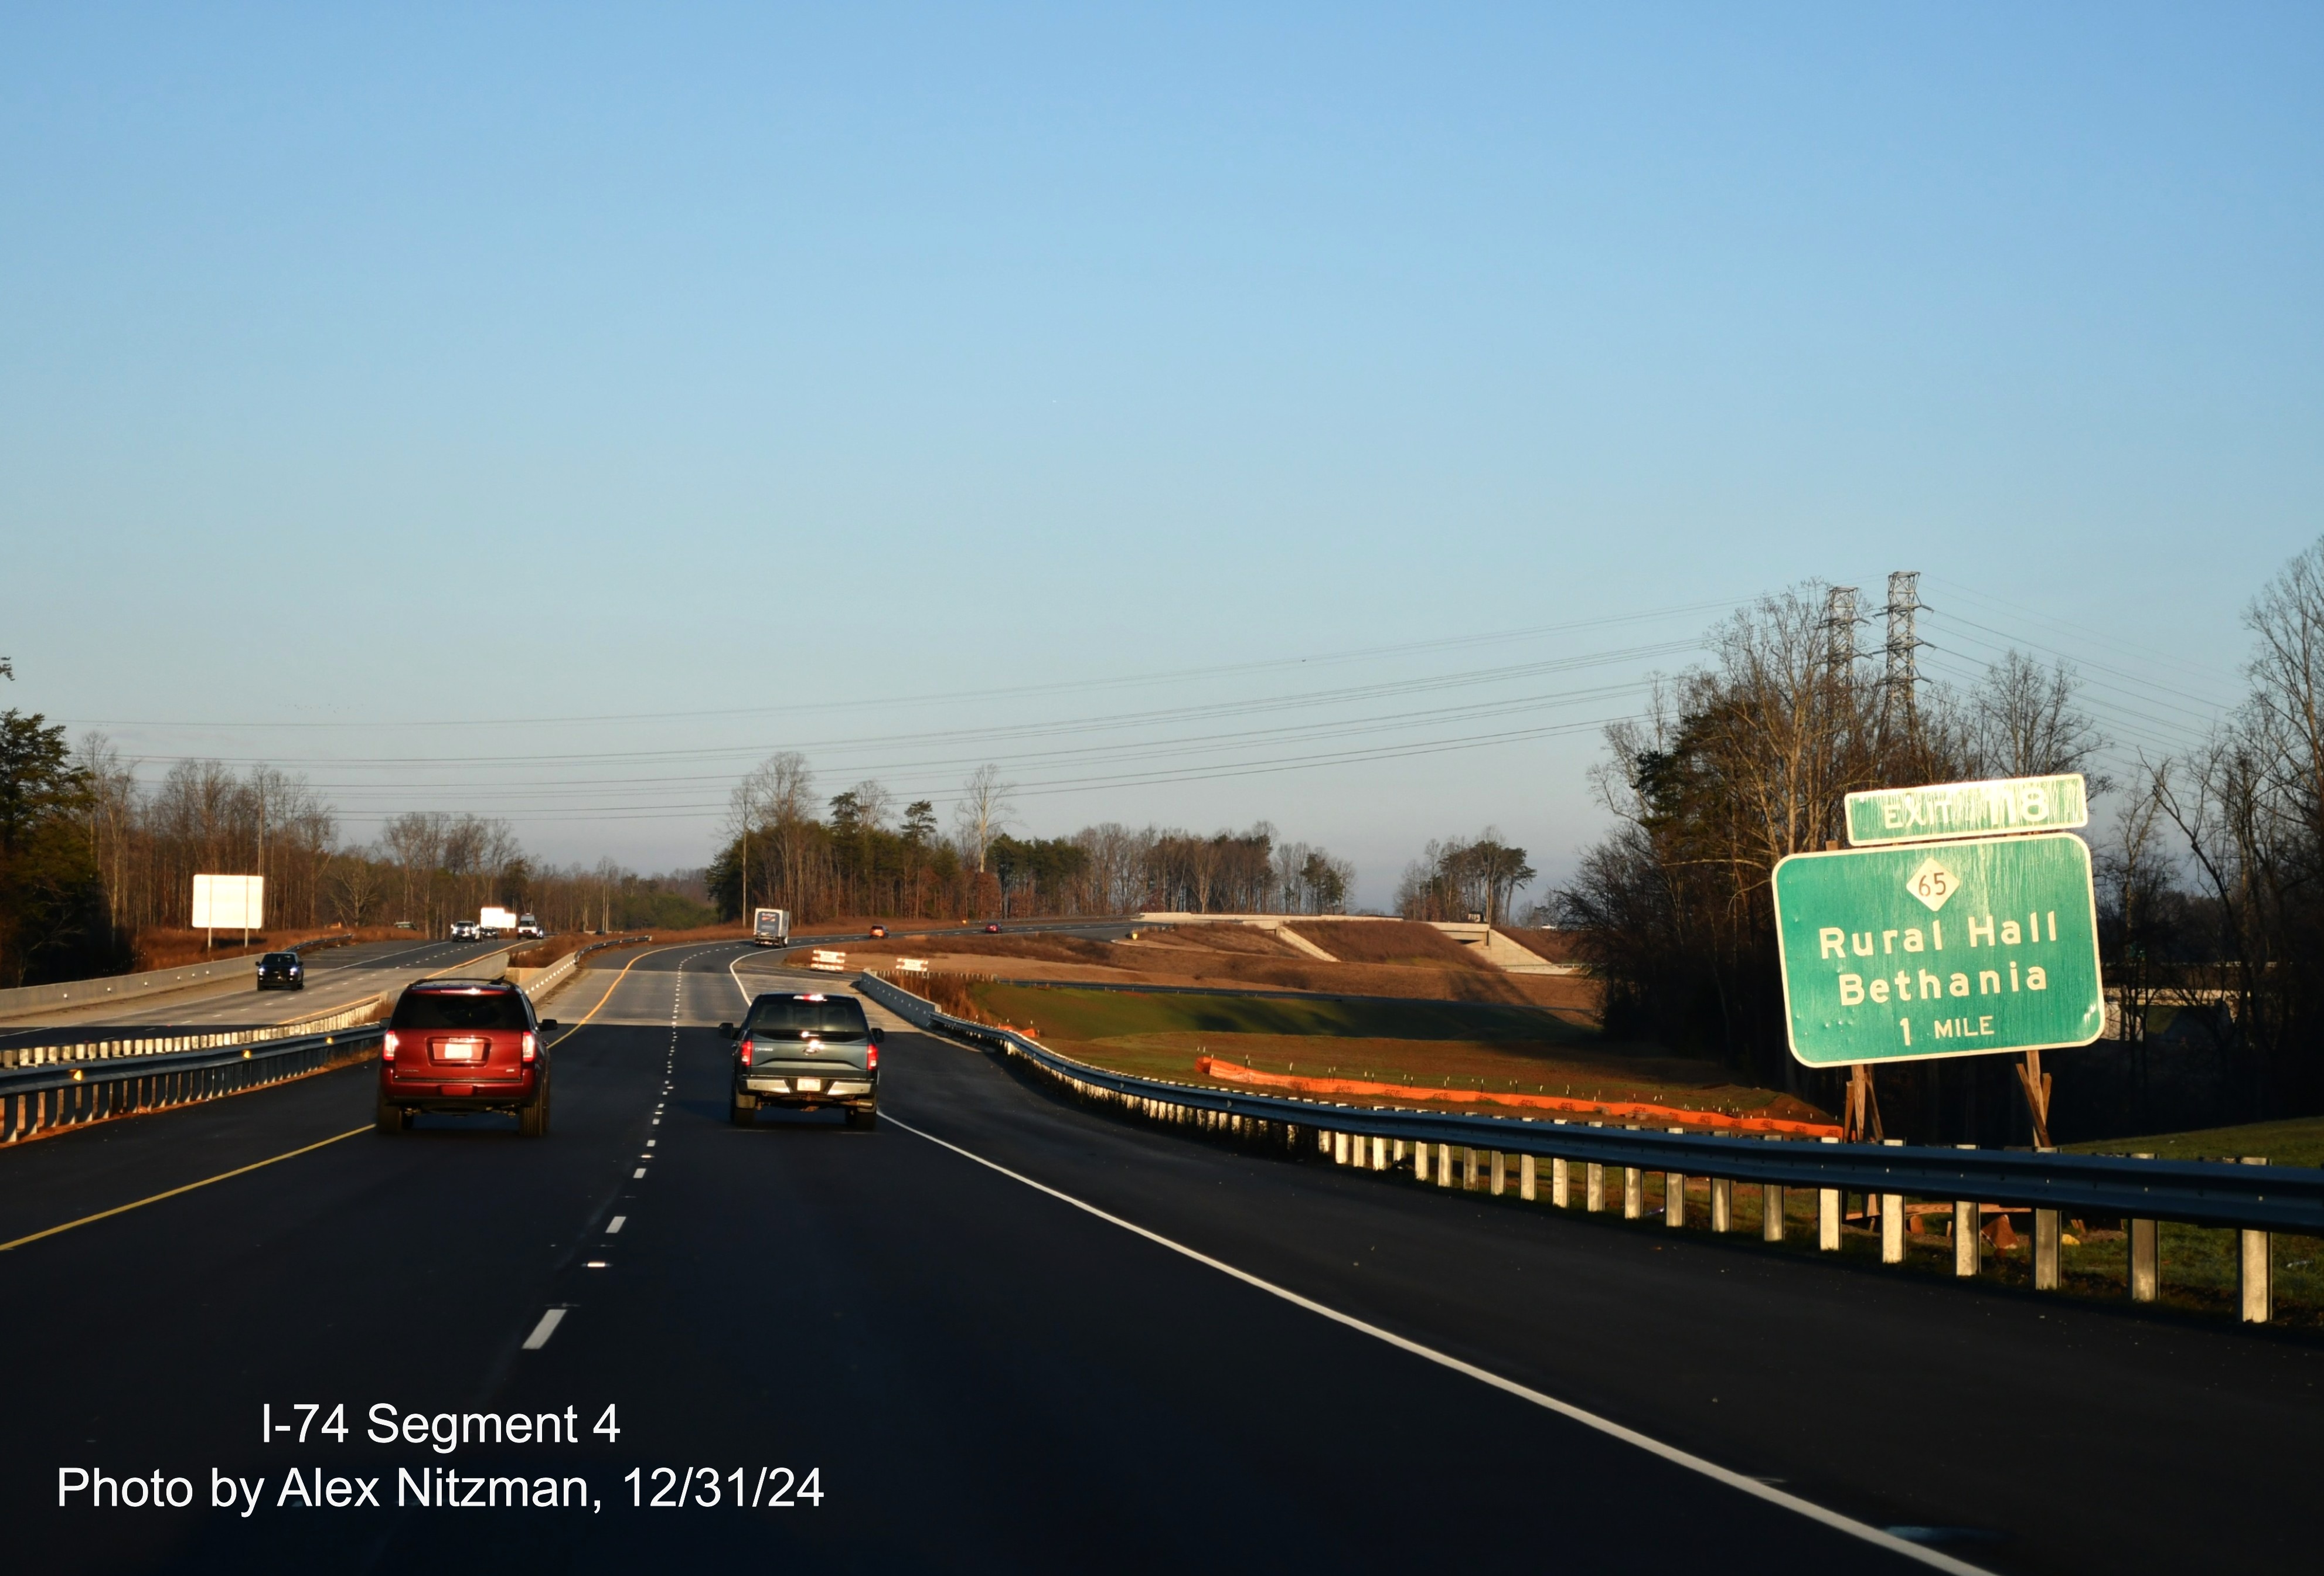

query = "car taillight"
[522,1032,537,1063]
[739,1037,754,1066]
[867,1044,878,1070]
[382,1031,398,1063]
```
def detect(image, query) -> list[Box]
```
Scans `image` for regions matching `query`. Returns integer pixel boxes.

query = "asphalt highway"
[0,940,510,1045]
[1,942,2316,1574]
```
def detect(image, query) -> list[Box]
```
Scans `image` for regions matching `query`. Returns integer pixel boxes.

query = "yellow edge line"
[0,940,740,1254]
[0,1125,370,1254]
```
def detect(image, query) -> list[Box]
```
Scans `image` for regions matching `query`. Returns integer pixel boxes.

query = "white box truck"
[752,908,791,947]
[479,906,518,938]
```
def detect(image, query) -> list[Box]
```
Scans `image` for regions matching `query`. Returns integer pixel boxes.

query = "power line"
[61,599,1739,733]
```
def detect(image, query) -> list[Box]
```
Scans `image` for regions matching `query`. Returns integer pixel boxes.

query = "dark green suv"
[723,992,881,1129]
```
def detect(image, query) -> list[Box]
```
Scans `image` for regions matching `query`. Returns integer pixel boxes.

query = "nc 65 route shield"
[1771,830,2103,1068]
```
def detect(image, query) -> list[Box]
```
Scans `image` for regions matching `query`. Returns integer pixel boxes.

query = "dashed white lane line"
[632,1167,646,1178]
[885,1112,1987,1576]
[522,1308,568,1350]
[606,1216,626,1234]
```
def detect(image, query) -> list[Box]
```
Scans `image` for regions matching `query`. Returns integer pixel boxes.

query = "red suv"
[377,979,558,1135]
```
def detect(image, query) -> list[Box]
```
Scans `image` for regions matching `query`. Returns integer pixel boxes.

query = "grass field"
[971,981,1835,1125]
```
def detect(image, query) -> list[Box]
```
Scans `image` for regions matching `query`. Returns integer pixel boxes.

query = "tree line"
[0,727,714,983]
[706,751,1358,923]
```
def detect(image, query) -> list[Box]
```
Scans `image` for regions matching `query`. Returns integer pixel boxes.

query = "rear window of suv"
[747,995,870,1041]
[393,988,530,1031]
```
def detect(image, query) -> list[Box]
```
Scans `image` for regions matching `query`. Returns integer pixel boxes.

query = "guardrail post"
[1520,1153,1537,1201]
[1879,1138,1905,1265]
[2033,1208,2060,1289]
[1333,1131,1348,1166]
[1954,1200,1979,1277]
[1763,1178,1784,1241]
[1391,1139,1405,1167]
[1415,1142,1430,1183]
[2128,1153,2158,1303]
[1818,1135,1841,1251]
[1372,1135,1386,1172]
[1490,1150,1505,1196]
[1437,1143,1453,1189]
[1464,1147,1480,1190]
[1586,1161,1605,1213]
[1623,1165,1643,1220]
[1552,1156,1570,1207]
[1710,1177,1731,1233]
[1665,1128,1687,1228]
[2240,1157,2272,1323]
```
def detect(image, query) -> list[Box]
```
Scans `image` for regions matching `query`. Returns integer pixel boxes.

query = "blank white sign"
[192,873,265,928]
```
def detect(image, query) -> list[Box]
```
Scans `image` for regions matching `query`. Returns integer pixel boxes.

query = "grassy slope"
[2066,1114,2324,1167]
[976,982,1834,1123]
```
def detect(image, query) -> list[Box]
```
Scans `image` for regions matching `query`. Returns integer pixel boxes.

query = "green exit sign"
[1845,774,2088,846]
[1771,830,2104,1068]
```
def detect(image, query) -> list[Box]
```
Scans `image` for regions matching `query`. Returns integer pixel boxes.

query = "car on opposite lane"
[984,923,1001,933]
[723,991,881,1129]
[377,979,558,1135]
[255,951,305,990]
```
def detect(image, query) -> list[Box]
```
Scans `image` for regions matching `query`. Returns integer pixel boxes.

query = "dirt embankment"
[845,924,1602,1019]
[1493,926,1585,965]
[1286,920,1488,969]
[132,924,423,971]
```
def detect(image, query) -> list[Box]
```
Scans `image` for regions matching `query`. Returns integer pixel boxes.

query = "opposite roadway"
[0,938,514,1047]
[1,941,2314,1574]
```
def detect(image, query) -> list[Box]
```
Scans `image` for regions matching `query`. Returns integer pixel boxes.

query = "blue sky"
[4,5,2318,906]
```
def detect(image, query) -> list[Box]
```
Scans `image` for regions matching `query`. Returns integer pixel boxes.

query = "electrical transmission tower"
[1882,570,1923,748]
[1822,585,1860,679]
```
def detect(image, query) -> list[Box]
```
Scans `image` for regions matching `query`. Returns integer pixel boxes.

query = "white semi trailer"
[479,906,518,938]
[752,908,792,947]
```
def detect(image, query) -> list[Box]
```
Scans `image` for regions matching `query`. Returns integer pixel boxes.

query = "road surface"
[1,942,2314,1573]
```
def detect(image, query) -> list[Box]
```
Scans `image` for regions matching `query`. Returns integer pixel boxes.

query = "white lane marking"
[886,1114,1987,1576]
[645,1139,656,1148]
[522,1308,567,1350]
[633,1167,646,1178]
[606,1216,626,1234]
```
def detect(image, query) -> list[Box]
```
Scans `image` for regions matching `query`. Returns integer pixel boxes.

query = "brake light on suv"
[522,1032,537,1063]
[866,1044,878,1070]
[739,1037,754,1066]
[382,1031,399,1063]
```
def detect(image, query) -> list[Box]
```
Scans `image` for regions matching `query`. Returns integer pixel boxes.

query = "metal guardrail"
[0,996,387,1071]
[858,972,2319,1322]
[0,1024,386,1146]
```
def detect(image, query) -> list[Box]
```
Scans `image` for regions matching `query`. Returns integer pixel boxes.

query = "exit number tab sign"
[1771,831,2104,1068]
[1845,773,2088,847]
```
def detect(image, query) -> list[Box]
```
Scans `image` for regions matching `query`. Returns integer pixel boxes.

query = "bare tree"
[953,764,1016,874]
[1968,651,2112,788]
[325,855,384,927]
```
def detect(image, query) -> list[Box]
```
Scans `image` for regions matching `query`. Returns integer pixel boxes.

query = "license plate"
[439,1040,482,1061]
[795,1078,822,1092]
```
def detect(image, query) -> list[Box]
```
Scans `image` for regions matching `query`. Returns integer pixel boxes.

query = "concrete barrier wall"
[0,957,258,1023]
